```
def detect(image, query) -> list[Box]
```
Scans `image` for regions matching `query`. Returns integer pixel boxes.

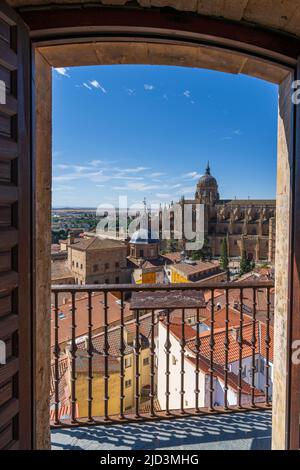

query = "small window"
[93,264,98,272]
[125,379,132,389]
[172,355,176,365]
[139,249,144,258]
[125,357,132,368]
[143,357,150,366]
[105,262,110,270]
[105,279,109,284]
[76,262,79,268]
[260,358,265,375]
[80,264,83,270]
[115,262,119,268]
[72,261,74,267]
[115,277,119,284]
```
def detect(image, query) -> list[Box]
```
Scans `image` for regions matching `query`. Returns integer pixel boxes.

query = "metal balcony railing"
[50,281,274,427]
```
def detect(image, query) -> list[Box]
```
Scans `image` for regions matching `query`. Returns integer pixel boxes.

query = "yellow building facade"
[74,348,151,418]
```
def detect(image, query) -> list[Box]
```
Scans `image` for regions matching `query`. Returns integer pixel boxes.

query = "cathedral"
[182,163,276,263]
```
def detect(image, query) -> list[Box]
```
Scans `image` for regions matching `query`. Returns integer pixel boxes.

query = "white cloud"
[54,185,74,191]
[83,82,92,90]
[89,160,103,167]
[55,67,70,78]
[144,84,155,91]
[177,186,195,195]
[150,172,164,177]
[117,166,149,174]
[183,171,201,180]
[56,164,69,170]
[183,90,191,98]
[126,88,135,96]
[156,193,171,198]
[113,182,159,191]
[89,80,107,93]
[233,129,243,136]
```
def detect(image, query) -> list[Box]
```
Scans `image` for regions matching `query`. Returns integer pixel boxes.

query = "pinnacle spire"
[205,161,210,175]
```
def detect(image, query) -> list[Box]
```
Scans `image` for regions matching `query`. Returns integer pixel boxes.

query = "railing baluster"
[209,289,215,411]
[180,308,186,414]
[54,292,60,425]
[134,309,141,418]
[119,292,125,420]
[195,307,201,413]
[224,288,230,410]
[50,280,274,427]
[238,288,244,409]
[103,291,110,421]
[265,287,271,406]
[251,288,257,407]
[150,309,156,418]
[87,291,93,422]
[70,291,77,423]
[165,309,171,416]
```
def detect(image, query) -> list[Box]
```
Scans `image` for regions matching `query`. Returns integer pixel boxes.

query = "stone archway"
[2,0,299,449]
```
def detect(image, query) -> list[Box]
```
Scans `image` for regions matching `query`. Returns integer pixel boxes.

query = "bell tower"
[195,162,220,206]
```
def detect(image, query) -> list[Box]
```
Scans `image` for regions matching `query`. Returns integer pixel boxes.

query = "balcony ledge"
[51,409,271,450]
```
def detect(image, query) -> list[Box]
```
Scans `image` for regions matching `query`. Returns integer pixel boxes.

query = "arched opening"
[1,1,299,450]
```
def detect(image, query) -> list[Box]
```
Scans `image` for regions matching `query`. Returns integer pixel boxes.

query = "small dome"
[130,228,160,244]
[198,163,218,188]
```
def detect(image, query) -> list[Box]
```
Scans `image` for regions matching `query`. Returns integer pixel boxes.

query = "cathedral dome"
[197,163,218,188]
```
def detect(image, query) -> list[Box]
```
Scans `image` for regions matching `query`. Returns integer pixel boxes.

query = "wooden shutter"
[0,2,32,450]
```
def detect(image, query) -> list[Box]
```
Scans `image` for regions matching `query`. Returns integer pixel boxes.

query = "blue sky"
[52,65,278,208]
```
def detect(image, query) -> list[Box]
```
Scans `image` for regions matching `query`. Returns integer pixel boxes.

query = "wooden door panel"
[0,2,32,450]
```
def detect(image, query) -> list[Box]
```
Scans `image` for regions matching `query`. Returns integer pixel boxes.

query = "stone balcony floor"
[51,410,272,450]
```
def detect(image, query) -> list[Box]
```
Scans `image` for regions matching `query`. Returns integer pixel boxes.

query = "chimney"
[231,327,239,342]
[67,231,75,245]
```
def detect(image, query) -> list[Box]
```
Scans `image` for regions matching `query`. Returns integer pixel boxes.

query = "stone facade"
[182,164,276,262]
[67,236,131,284]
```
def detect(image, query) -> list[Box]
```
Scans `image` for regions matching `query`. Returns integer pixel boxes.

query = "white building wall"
[157,322,206,410]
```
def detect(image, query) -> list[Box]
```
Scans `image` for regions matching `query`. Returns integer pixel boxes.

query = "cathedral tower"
[195,162,220,206]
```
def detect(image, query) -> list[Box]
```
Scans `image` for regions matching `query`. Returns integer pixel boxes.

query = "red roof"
[50,292,132,347]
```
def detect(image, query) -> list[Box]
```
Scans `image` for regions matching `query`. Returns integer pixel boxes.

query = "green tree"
[220,238,229,279]
[190,236,211,261]
[240,250,252,275]
[165,239,179,253]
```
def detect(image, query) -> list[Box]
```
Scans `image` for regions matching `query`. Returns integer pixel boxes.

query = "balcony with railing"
[50,281,274,450]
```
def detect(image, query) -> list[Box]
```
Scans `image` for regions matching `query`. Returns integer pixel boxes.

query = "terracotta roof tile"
[50,292,132,347]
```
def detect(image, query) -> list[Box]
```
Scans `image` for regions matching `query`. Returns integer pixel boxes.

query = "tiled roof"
[76,313,153,358]
[167,320,198,341]
[75,349,120,373]
[130,290,206,310]
[186,321,274,364]
[70,237,126,251]
[202,306,251,329]
[51,260,74,281]
[50,292,132,347]
[160,252,182,263]
[171,260,220,276]
[50,355,70,407]
[185,355,263,397]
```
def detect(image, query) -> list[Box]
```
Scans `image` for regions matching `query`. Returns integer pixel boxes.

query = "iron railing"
[50,281,274,427]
